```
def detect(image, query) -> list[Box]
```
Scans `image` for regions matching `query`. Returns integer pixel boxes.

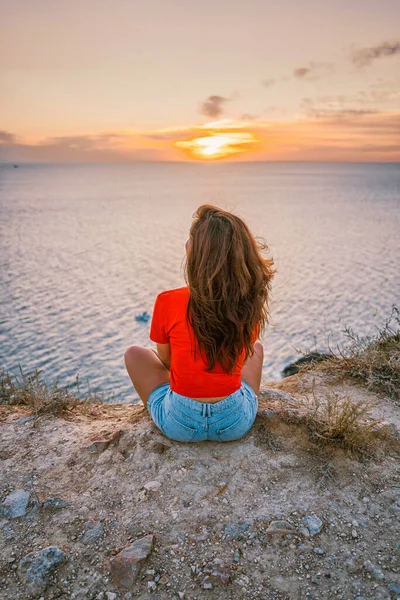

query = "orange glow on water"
[175,131,259,160]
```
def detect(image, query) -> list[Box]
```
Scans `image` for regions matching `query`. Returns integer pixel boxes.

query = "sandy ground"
[0,371,399,600]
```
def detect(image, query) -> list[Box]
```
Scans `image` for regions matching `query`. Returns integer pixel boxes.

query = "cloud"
[356,85,400,105]
[1,111,399,163]
[300,85,400,118]
[294,67,312,79]
[0,130,16,143]
[351,40,400,67]
[309,108,379,118]
[200,95,230,119]
[41,133,125,150]
[240,113,258,122]
[0,131,171,162]
[261,78,276,88]
[293,62,334,80]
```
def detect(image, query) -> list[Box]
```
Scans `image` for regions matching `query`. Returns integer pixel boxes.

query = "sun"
[175,132,258,160]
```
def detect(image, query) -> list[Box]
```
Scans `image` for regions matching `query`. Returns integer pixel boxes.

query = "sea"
[0,162,399,403]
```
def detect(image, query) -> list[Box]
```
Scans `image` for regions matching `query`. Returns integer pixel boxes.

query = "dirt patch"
[0,372,399,599]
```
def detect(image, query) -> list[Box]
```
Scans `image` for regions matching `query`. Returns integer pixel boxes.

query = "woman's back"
[150,286,259,399]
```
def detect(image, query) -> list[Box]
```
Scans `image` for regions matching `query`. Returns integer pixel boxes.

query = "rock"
[257,409,277,418]
[363,560,385,581]
[105,593,117,600]
[83,429,124,452]
[143,481,161,492]
[282,353,332,377]
[42,497,67,511]
[16,416,36,425]
[303,514,323,535]
[203,561,231,585]
[110,534,154,589]
[201,579,213,589]
[79,521,104,545]
[78,506,90,518]
[258,388,299,405]
[0,489,31,518]
[18,546,68,597]
[300,526,310,537]
[388,583,400,595]
[314,547,325,554]
[224,523,249,538]
[266,520,294,535]
[150,441,170,454]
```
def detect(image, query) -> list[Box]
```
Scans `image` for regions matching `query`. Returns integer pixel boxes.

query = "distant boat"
[135,311,151,323]
[13,165,19,168]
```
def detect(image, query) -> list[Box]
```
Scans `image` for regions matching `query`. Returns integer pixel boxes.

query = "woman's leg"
[241,341,264,396]
[124,346,170,408]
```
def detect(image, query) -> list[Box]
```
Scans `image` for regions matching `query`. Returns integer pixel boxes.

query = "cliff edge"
[1,370,399,600]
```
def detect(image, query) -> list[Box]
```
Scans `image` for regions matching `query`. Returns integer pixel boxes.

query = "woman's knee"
[124,345,141,366]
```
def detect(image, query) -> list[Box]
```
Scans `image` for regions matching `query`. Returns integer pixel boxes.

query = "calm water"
[1,162,399,403]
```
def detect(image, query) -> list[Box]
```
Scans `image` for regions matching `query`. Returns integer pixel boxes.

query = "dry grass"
[302,386,385,455]
[299,306,400,401]
[271,382,398,458]
[0,366,104,416]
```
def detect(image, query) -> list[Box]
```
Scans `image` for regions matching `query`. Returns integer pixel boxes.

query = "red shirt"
[149,286,260,398]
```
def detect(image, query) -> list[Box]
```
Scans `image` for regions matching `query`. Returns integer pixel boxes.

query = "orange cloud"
[1,111,399,163]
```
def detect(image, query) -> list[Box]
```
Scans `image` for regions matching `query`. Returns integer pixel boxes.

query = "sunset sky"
[0,0,399,162]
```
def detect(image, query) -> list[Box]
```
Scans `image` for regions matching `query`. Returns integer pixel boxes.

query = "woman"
[125,204,275,442]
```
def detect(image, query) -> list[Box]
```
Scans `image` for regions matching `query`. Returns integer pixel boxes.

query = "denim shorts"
[147,380,258,442]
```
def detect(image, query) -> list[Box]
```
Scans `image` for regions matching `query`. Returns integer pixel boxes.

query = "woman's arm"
[152,343,171,371]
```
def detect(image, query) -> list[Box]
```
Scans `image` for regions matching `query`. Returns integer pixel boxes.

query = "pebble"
[201,581,213,589]
[105,593,117,600]
[203,561,231,585]
[352,529,358,538]
[362,497,370,503]
[363,560,385,581]
[0,489,31,519]
[224,522,249,538]
[143,481,161,492]
[237,575,250,586]
[78,506,90,518]
[314,547,325,555]
[79,521,104,545]
[42,497,67,511]
[18,546,68,596]
[303,514,323,536]
[266,520,294,534]
[388,582,400,594]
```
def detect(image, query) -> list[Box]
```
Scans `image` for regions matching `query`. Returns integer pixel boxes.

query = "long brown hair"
[184,204,275,375]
